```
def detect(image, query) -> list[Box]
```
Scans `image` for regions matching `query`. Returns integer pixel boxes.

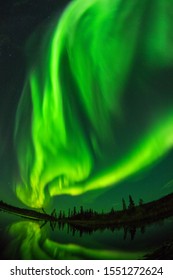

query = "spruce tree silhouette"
[128,195,135,211]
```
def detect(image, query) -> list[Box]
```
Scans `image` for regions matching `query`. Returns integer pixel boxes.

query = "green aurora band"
[14,0,173,208]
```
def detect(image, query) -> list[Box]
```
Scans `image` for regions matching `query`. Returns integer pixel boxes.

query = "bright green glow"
[6,221,144,260]
[14,0,173,207]
[50,114,173,195]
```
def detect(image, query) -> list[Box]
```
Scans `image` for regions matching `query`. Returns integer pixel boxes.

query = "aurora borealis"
[11,0,173,208]
[1,0,173,261]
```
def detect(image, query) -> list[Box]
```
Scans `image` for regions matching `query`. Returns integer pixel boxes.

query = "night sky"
[1,0,173,213]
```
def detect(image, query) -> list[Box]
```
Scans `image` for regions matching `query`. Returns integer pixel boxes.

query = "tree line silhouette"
[50,194,144,220]
[1,190,173,233]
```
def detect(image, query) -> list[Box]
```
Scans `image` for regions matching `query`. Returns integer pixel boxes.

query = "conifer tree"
[128,195,135,210]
